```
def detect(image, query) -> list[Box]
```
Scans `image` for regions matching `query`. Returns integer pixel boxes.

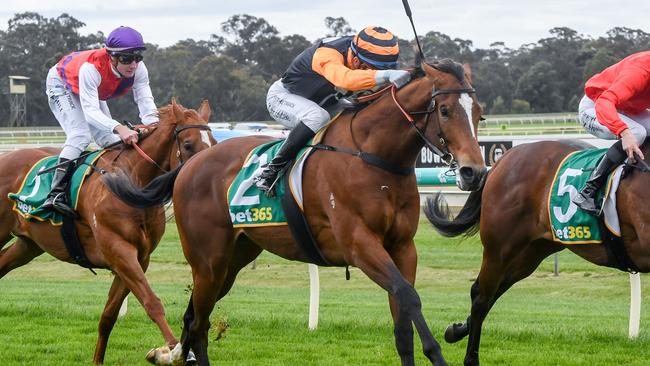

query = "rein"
[390,84,476,166]
[313,80,477,176]
[129,123,212,173]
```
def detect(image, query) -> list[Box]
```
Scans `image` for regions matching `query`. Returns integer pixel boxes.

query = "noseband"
[390,84,476,167]
[173,124,213,164]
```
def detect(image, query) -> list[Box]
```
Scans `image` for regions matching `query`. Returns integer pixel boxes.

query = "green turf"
[0,221,648,365]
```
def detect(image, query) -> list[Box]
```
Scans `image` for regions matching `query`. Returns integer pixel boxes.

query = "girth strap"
[61,215,97,274]
[310,143,414,176]
[281,165,331,266]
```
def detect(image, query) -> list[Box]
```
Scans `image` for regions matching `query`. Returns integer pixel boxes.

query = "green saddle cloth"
[228,139,316,227]
[548,148,614,244]
[227,141,290,227]
[8,151,104,226]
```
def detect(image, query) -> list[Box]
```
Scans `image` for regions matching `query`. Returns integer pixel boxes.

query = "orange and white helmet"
[350,26,400,70]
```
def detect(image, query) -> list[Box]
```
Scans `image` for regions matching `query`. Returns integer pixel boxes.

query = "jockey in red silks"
[573,51,650,215]
[42,26,159,216]
[255,26,411,195]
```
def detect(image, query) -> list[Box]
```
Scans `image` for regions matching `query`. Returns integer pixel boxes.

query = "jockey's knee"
[64,132,91,152]
[628,125,647,145]
[302,108,331,133]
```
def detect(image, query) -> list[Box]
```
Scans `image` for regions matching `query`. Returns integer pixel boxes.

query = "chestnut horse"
[0,100,214,364]
[105,60,487,366]
[425,139,650,366]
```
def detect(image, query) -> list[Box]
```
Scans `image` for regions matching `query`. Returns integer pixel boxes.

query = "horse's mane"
[156,103,201,125]
[341,58,466,113]
[429,59,465,83]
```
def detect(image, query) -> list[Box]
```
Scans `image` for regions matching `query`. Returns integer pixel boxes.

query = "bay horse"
[0,99,215,364]
[104,60,487,366]
[425,139,650,366]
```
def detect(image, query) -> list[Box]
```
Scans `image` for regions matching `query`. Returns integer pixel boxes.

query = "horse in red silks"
[104,60,487,366]
[0,99,215,364]
[425,139,650,366]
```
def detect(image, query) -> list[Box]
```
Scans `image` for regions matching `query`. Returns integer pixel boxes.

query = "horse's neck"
[117,125,176,184]
[342,89,428,167]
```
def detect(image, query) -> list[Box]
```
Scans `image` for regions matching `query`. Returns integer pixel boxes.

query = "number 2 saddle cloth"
[548,148,623,244]
[227,126,329,228]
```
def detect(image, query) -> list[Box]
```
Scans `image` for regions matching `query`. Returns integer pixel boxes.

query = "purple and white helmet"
[105,26,146,54]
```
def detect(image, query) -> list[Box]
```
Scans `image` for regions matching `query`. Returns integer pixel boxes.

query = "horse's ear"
[197,100,211,122]
[463,63,473,84]
[421,62,438,79]
[171,98,185,122]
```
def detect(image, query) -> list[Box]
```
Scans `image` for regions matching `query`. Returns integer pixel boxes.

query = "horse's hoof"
[186,350,197,365]
[145,345,173,366]
[444,323,465,343]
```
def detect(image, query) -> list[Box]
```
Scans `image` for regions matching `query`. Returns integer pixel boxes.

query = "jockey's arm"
[594,66,650,137]
[311,47,377,91]
[132,62,159,125]
[78,63,121,133]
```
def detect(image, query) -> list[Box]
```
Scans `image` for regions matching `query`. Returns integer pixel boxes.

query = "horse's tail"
[102,164,183,208]
[423,185,483,237]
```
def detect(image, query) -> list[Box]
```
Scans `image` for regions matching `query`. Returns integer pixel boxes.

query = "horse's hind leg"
[93,275,131,364]
[183,234,262,366]
[463,240,560,366]
[0,237,44,278]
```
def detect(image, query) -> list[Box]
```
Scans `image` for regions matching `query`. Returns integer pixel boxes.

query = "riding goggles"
[114,53,144,64]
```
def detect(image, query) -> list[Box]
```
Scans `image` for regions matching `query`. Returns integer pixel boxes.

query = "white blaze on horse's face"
[459,93,475,138]
[200,131,212,147]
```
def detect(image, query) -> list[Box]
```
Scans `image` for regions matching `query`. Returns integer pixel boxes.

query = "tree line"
[1,12,649,126]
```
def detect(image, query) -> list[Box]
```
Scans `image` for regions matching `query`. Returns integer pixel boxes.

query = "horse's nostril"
[459,167,475,181]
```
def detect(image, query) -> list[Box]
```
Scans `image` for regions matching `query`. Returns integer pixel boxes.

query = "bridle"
[390,83,476,167]
[312,79,477,176]
[131,123,212,172]
[173,124,213,164]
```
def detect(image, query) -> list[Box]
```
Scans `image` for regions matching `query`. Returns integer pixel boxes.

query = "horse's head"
[157,98,216,169]
[404,59,487,190]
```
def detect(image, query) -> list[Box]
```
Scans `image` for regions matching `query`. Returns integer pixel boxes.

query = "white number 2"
[230,153,269,206]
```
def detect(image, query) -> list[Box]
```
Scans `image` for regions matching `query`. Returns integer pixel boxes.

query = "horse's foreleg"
[106,245,177,348]
[93,275,130,364]
[0,237,44,278]
[353,240,446,366]
[390,240,447,366]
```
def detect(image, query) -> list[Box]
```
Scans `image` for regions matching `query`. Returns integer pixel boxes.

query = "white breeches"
[46,68,119,160]
[266,79,333,133]
[578,95,650,145]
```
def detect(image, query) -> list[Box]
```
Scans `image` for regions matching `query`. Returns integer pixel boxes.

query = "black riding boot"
[255,122,316,196]
[41,158,77,217]
[572,140,627,215]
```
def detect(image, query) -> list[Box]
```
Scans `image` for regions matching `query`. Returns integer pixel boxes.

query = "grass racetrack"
[1,220,649,365]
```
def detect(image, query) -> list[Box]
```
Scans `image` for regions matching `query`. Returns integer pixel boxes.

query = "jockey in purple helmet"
[41,26,158,217]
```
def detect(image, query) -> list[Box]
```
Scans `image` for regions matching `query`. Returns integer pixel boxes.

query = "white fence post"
[629,272,641,339]
[308,264,320,330]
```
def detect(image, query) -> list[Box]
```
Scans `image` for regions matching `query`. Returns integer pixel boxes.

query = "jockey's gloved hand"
[375,70,411,88]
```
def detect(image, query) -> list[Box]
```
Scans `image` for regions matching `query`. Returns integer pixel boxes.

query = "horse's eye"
[183,142,193,152]
[440,106,449,118]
